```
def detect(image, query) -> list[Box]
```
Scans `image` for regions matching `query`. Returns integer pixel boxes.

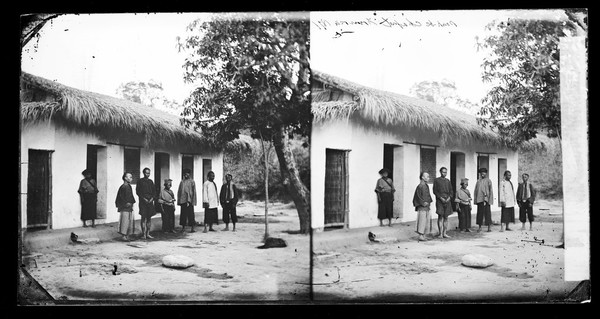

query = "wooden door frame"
[324,148,350,229]
[26,149,54,230]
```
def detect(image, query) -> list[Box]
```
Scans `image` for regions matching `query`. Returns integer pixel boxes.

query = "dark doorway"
[498,158,507,206]
[324,149,349,228]
[477,154,490,179]
[383,144,395,180]
[450,152,466,194]
[383,144,403,219]
[86,145,98,179]
[202,159,212,182]
[155,152,170,194]
[182,154,194,180]
[27,150,52,229]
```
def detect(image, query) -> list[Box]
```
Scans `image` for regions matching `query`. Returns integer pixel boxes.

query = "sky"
[21,10,567,107]
[21,13,211,104]
[310,9,567,103]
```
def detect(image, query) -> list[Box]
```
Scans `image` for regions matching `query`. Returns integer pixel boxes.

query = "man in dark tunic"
[220,174,240,232]
[375,168,395,227]
[433,167,454,238]
[136,167,156,240]
[178,168,197,233]
[516,173,537,231]
[413,172,433,241]
[474,167,494,232]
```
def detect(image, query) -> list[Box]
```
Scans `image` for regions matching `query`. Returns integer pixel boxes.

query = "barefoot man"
[413,172,433,242]
[433,167,454,238]
[474,168,494,232]
[517,173,537,231]
[136,167,156,239]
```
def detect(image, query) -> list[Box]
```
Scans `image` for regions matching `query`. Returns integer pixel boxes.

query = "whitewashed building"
[311,70,525,230]
[20,72,223,230]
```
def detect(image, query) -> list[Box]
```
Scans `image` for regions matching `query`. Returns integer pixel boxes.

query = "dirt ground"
[312,199,580,302]
[22,201,310,302]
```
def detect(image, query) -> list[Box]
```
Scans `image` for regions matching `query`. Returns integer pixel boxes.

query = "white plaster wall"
[310,120,353,229]
[21,121,224,230]
[20,122,56,228]
[51,127,104,229]
[311,118,521,230]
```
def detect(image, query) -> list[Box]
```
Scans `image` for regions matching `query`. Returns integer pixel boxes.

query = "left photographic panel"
[19,12,311,303]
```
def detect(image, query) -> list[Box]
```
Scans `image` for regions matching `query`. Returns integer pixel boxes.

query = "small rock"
[461,254,494,268]
[162,255,195,269]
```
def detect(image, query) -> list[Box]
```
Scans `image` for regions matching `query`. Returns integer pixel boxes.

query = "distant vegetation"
[519,136,563,199]
[224,136,309,202]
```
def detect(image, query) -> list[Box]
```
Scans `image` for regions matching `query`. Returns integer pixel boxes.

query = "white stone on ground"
[162,255,195,269]
[461,254,494,268]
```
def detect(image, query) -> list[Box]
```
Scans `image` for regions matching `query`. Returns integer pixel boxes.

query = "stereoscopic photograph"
[18,8,589,305]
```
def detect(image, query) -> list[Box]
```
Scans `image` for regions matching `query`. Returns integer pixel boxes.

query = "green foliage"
[478,18,578,146]
[518,137,562,199]
[224,136,309,201]
[176,13,311,147]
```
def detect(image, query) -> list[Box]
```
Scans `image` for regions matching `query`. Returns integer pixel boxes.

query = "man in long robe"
[203,171,219,233]
[499,170,516,232]
[413,172,433,241]
[115,172,136,241]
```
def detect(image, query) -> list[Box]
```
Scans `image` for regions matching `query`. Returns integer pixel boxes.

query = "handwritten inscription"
[313,16,458,35]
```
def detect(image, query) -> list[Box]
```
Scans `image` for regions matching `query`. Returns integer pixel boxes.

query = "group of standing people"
[375,165,537,242]
[77,167,240,242]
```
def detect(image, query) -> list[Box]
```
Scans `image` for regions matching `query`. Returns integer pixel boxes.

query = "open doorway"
[182,154,194,180]
[450,152,466,194]
[87,145,107,219]
[497,158,507,206]
[477,154,490,179]
[155,152,170,194]
[202,159,212,182]
[324,149,349,228]
[27,150,53,229]
[383,144,404,219]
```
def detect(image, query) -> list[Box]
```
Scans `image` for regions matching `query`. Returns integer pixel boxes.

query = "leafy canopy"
[176,13,311,146]
[477,18,579,145]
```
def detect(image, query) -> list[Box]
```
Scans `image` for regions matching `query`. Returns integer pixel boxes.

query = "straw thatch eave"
[311,70,513,148]
[20,72,215,150]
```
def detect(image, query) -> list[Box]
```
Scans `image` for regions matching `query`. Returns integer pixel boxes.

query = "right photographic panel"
[309,9,589,302]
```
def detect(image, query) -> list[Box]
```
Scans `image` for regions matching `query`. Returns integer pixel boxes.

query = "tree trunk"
[259,134,270,241]
[272,126,310,234]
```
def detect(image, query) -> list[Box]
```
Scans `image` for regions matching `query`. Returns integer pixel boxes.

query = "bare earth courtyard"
[312,199,579,302]
[21,201,310,302]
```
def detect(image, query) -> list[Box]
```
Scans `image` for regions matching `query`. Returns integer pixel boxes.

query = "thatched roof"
[20,72,212,149]
[312,70,512,147]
